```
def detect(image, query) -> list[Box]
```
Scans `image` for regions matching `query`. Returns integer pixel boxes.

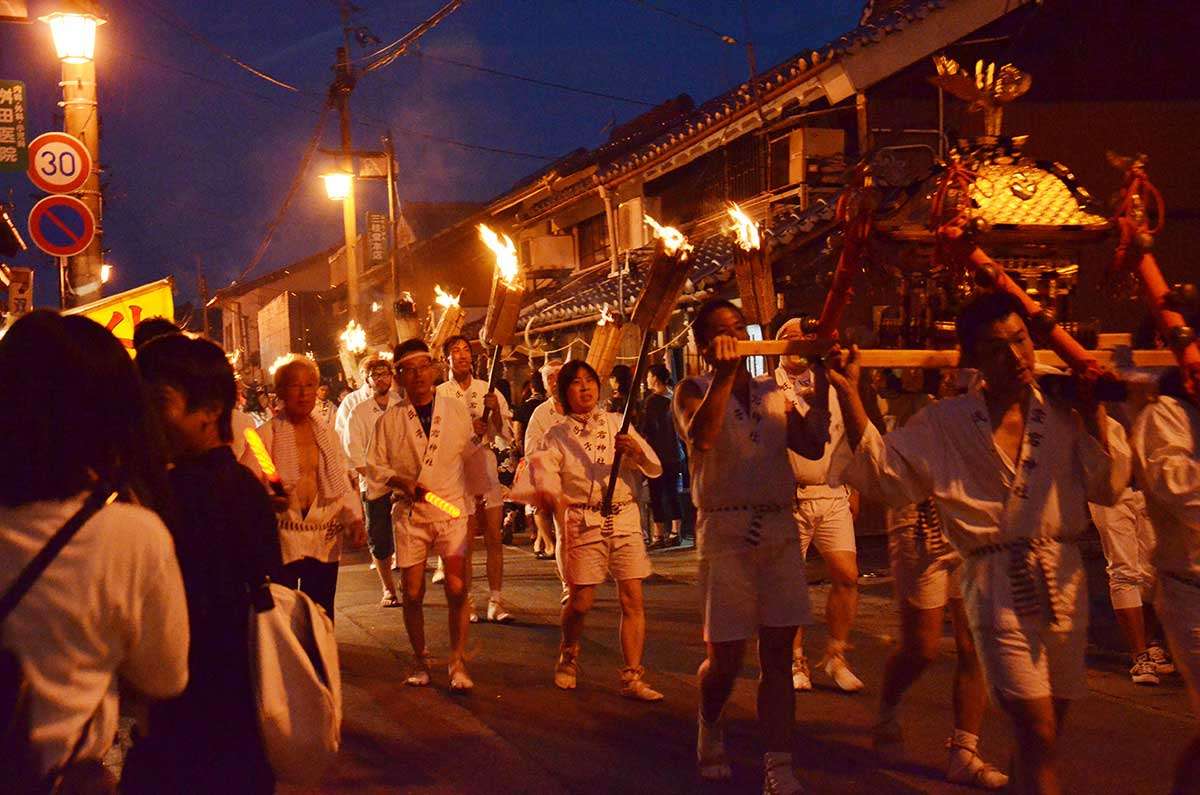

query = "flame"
[267,354,294,376]
[597,304,614,326]
[725,202,761,251]
[243,428,279,480]
[339,319,367,354]
[434,284,461,308]
[478,224,521,288]
[644,215,693,259]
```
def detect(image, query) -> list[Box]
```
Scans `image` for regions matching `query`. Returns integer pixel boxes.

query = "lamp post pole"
[332,45,360,325]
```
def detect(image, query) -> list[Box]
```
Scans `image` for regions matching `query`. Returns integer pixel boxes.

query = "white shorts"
[889,502,962,610]
[975,621,1088,702]
[1157,574,1200,716]
[794,489,856,557]
[557,505,651,586]
[465,448,506,508]
[700,540,812,643]
[393,515,470,569]
[1089,489,1156,610]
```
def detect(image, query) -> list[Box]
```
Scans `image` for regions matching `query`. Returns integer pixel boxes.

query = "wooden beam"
[736,340,1177,369]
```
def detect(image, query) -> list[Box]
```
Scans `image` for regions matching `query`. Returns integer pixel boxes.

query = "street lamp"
[321,169,360,325]
[40,10,105,63]
[41,3,105,309]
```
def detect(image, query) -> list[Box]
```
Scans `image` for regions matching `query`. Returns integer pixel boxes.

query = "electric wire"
[617,0,738,45]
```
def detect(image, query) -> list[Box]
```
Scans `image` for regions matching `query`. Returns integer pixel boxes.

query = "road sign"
[27,194,95,257]
[0,79,27,173]
[27,132,92,193]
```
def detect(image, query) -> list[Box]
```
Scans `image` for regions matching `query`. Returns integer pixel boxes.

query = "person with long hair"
[515,360,664,701]
[640,363,683,548]
[0,310,189,789]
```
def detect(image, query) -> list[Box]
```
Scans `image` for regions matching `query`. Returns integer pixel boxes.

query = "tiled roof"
[512,200,838,334]
[518,0,956,222]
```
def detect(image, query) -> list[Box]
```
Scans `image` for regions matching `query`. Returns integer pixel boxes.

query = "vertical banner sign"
[0,80,28,173]
[6,267,32,317]
[366,212,388,268]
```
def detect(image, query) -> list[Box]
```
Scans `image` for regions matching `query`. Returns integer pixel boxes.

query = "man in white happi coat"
[1131,379,1200,792]
[674,299,829,795]
[822,292,1130,795]
[436,334,515,623]
[344,353,402,606]
[774,317,864,694]
[368,339,483,691]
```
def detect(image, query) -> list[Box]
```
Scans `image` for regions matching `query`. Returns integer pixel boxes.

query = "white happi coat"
[1133,395,1200,580]
[240,415,361,564]
[333,383,372,445]
[437,377,513,498]
[835,384,1130,632]
[775,365,847,496]
[367,395,483,527]
[678,374,805,558]
[525,398,565,453]
[345,392,401,499]
[516,409,660,535]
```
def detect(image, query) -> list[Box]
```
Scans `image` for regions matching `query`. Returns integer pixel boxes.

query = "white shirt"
[436,376,513,449]
[836,385,1130,631]
[525,398,566,454]
[367,396,482,525]
[312,398,337,430]
[333,383,373,447]
[775,365,846,494]
[345,392,401,498]
[1133,395,1200,578]
[0,497,189,774]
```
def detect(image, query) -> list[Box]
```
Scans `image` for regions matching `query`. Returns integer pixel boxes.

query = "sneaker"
[487,598,514,623]
[946,739,1009,790]
[554,646,580,690]
[763,752,805,794]
[697,712,732,781]
[792,656,812,692]
[448,661,474,693]
[820,652,864,693]
[620,666,664,702]
[1130,652,1160,685]
[468,603,480,624]
[1147,644,1176,675]
[405,654,432,687]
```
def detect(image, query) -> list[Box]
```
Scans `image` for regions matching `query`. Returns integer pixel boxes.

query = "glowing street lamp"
[321,168,360,324]
[321,171,353,201]
[40,9,105,64]
[99,263,112,283]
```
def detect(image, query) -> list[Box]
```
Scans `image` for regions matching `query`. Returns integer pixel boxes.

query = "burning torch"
[601,215,695,515]
[727,203,777,327]
[478,224,525,425]
[338,318,368,385]
[585,304,623,384]
[428,285,465,354]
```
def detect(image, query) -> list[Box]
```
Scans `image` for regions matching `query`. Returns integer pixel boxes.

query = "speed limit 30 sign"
[26,132,92,194]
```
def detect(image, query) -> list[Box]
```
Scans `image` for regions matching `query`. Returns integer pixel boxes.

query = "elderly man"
[774,316,864,693]
[344,354,402,606]
[824,292,1129,795]
[241,355,364,619]
[436,334,516,623]
[369,339,482,691]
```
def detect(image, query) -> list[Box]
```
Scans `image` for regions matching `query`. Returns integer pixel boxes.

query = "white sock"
[950,729,979,752]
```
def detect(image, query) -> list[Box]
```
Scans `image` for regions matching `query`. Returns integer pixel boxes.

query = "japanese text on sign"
[0,80,28,173]
[64,278,174,354]
[366,212,388,268]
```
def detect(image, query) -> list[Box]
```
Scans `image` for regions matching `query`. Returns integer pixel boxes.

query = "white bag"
[250,583,342,786]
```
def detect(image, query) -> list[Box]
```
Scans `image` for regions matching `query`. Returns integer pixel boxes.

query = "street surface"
[289,537,1192,795]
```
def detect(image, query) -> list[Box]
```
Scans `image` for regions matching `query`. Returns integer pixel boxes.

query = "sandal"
[448,661,474,693]
[405,654,432,687]
[379,590,400,608]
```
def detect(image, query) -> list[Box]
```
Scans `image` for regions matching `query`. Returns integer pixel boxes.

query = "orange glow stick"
[244,428,286,497]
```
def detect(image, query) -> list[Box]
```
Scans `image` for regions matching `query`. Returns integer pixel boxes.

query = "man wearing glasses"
[345,354,403,607]
[368,339,483,691]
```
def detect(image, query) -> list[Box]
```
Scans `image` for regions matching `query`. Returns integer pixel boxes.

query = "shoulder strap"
[0,488,114,624]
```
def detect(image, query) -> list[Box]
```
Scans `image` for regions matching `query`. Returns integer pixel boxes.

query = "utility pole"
[62,39,103,308]
[195,256,210,337]
[330,0,361,326]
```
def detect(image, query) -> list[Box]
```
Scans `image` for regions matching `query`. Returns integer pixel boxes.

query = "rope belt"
[699,504,788,547]
[569,501,632,514]
[967,535,1081,625]
[278,519,343,539]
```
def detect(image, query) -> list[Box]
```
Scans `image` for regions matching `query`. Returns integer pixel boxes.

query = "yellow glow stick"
[416,487,462,519]
[244,428,285,496]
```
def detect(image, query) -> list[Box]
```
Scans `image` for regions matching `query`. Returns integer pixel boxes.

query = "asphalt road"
[285,537,1193,795]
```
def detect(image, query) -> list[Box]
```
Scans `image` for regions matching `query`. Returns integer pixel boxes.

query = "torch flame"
[644,215,693,260]
[434,284,461,308]
[243,427,278,480]
[339,319,367,354]
[597,304,614,326]
[725,202,761,251]
[267,354,295,377]
[478,224,521,288]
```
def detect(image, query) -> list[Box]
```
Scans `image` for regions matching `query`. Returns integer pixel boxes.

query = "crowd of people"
[1,288,1197,795]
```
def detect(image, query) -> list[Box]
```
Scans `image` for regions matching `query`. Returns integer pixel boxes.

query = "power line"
[356,0,467,71]
[618,0,738,45]
[409,50,656,107]
[128,0,303,92]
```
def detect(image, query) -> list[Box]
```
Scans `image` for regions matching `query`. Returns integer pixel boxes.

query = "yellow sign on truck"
[64,277,174,353]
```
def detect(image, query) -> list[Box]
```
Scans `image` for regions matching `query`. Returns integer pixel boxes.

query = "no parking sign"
[27,194,96,257]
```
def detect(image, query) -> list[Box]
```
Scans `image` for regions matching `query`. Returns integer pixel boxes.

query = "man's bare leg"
[999,695,1068,795]
[533,510,555,556]
[697,639,746,780]
[441,553,473,690]
[820,549,863,691]
[400,563,430,685]
[877,602,945,741]
[759,626,799,751]
[950,599,987,735]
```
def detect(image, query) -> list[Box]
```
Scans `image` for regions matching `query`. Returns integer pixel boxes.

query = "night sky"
[1,1,861,308]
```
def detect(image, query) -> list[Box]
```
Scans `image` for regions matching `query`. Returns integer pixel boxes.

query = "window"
[745,323,766,377]
[576,214,610,270]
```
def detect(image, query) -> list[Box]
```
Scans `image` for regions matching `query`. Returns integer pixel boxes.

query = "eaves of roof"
[213,243,341,303]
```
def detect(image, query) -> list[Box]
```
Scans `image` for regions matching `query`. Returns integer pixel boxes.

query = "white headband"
[775,317,805,340]
[396,349,432,367]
